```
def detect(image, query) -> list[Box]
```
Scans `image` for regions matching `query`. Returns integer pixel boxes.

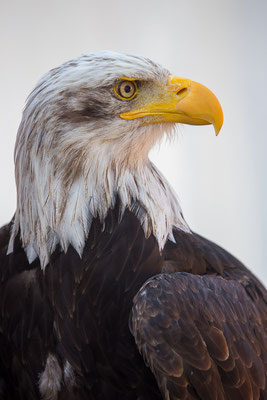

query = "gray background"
[0,0,266,285]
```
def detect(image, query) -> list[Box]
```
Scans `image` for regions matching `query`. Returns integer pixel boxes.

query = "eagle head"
[9,51,223,268]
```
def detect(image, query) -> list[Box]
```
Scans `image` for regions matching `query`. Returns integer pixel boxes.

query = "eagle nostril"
[176,87,187,97]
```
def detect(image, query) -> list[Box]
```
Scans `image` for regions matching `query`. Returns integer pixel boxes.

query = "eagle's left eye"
[114,80,138,100]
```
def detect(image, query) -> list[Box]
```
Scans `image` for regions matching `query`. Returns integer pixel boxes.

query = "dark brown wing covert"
[131,271,267,400]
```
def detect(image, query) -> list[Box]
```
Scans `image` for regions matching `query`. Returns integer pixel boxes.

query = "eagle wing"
[0,223,55,398]
[130,231,267,400]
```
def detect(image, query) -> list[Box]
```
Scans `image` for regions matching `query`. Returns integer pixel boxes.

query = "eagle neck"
[8,152,189,269]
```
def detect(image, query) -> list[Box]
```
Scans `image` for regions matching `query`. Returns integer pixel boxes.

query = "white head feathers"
[8,51,189,268]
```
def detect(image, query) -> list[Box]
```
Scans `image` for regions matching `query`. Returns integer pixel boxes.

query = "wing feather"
[131,272,267,400]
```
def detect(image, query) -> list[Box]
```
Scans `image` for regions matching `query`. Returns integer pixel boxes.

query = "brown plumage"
[1,205,267,399]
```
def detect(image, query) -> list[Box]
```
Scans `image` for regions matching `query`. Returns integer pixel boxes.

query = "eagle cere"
[0,51,266,400]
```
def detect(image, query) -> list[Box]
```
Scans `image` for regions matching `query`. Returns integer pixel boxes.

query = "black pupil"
[124,85,131,93]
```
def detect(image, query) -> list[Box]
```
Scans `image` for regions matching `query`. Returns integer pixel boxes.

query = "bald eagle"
[0,52,266,400]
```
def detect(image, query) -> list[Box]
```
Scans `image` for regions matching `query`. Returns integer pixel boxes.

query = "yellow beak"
[120,76,223,135]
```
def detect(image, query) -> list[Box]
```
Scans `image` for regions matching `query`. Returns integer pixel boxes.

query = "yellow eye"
[114,80,138,100]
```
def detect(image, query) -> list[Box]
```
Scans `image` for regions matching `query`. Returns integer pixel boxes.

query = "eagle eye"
[114,79,138,101]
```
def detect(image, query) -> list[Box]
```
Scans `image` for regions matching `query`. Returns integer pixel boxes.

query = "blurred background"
[0,0,266,284]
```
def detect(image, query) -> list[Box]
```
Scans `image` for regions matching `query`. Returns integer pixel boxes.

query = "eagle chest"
[44,208,163,391]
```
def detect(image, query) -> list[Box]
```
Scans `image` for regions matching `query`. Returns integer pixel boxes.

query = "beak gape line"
[120,76,223,136]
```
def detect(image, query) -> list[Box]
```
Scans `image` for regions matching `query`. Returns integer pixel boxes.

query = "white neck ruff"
[8,156,189,268]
